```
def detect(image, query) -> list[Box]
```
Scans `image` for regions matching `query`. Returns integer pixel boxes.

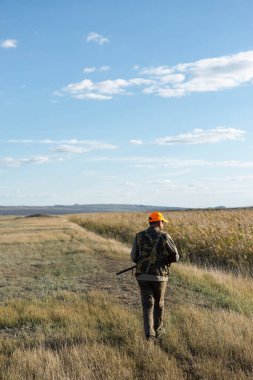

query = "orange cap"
[148,211,169,223]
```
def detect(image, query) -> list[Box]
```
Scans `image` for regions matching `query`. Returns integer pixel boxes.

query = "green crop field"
[0,211,252,379]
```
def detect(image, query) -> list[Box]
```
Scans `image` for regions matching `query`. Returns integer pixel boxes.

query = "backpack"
[136,228,172,276]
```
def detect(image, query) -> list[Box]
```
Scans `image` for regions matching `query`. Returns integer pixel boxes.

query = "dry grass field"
[70,208,253,275]
[0,211,252,379]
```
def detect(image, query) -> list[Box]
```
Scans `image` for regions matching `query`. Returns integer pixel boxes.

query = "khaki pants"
[137,280,167,338]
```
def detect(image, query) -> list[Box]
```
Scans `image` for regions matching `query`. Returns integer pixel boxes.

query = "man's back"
[131,226,179,277]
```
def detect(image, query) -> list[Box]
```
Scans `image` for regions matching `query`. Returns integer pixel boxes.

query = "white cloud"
[75,93,112,100]
[57,78,128,100]
[100,65,110,71]
[155,127,246,145]
[56,50,253,100]
[128,78,154,86]
[140,66,174,76]
[86,156,253,169]
[163,159,253,168]
[0,156,50,168]
[0,139,118,157]
[3,139,35,143]
[201,175,253,183]
[51,145,90,154]
[86,32,109,45]
[95,79,130,95]
[140,50,253,97]
[83,67,96,73]
[50,141,118,154]
[2,139,117,146]
[1,39,18,48]
[83,66,111,74]
[129,139,144,145]
[114,175,253,198]
[2,131,243,148]
[56,77,154,100]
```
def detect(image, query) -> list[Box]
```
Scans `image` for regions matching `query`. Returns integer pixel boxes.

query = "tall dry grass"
[172,263,253,316]
[0,291,184,380]
[0,291,252,379]
[0,214,253,379]
[69,208,253,274]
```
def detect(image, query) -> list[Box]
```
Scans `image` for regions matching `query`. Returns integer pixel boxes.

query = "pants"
[137,280,167,338]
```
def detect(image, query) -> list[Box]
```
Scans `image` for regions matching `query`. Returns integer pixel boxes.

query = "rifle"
[116,264,137,275]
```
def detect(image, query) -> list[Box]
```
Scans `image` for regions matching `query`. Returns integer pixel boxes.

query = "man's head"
[148,211,168,230]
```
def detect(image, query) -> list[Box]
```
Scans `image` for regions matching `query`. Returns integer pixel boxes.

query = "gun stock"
[116,265,137,275]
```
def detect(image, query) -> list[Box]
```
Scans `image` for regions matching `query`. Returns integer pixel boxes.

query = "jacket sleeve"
[130,235,140,263]
[165,234,179,263]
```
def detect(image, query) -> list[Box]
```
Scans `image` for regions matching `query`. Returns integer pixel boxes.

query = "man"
[131,211,179,341]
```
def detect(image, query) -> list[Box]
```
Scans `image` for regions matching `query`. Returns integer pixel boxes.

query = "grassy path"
[0,215,231,313]
[0,215,253,379]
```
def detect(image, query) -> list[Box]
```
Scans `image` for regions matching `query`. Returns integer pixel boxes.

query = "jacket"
[131,226,179,277]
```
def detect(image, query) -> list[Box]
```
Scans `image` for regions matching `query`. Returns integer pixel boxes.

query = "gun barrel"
[116,265,136,275]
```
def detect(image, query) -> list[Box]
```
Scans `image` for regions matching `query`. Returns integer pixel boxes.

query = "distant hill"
[0,204,188,216]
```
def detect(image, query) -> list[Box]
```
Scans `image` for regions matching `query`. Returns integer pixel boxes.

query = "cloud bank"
[2,139,117,147]
[87,156,253,169]
[56,50,253,100]
[56,78,154,100]
[50,141,117,154]
[0,140,118,168]
[155,127,246,145]
[0,156,50,168]
[140,50,253,97]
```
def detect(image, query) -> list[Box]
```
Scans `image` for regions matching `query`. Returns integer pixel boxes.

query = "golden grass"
[173,263,253,315]
[0,216,130,304]
[162,305,253,379]
[0,292,185,380]
[0,217,79,244]
[69,208,253,274]
[0,291,252,379]
[0,214,253,379]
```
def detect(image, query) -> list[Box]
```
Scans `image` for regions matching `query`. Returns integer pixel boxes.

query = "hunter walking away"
[131,211,179,341]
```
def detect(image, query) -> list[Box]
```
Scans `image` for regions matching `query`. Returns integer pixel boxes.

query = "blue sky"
[1,0,253,207]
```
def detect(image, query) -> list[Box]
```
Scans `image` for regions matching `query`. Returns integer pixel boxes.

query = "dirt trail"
[0,215,215,314]
[88,250,214,312]
[72,222,216,313]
